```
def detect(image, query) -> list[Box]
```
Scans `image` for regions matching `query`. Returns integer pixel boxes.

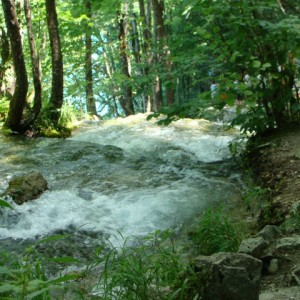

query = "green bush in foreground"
[190,207,243,255]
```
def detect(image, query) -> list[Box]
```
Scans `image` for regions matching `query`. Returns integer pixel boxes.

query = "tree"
[117,2,135,116]
[85,0,97,116]
[151,0,175,106]
[0,26,10,97]
[1,0,28,132]
[138,0,152,111]
[45,0,64,124]
[24,0,42,123]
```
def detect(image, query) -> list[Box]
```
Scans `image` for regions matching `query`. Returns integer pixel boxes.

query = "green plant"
[242,185,271,211]
[0,235,83,299]
[92,230,200,300]
[0,198,14,209]
[230,106,276,136]
[190,207,243,255]
[281,214,300,234]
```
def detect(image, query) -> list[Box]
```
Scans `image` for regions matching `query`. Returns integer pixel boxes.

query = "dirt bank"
[246,125,300,299]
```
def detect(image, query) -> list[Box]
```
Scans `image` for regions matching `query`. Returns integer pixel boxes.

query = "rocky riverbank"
[245,125,300,299]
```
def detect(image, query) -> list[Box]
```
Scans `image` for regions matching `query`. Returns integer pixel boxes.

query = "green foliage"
[93,230,201,299]
[230,106,275,135]
[242,185,271,210]
[0,235,84,299]
[35,102,84,137]
[147,95,213,125]
[0,198,13,210]
[190,207,243,255]
[281,213,300,234]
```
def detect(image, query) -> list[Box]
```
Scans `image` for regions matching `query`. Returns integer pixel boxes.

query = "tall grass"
[190,207,244,255]
[90,231,200,300]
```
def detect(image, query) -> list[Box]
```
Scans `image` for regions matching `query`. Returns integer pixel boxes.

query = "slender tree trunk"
[0,27,10,96]
[99,33,120,117]
[151,0,175,106]
[2,0,28,132]
[138,0,152,112]
[151,0,163,110]
[24,0,42,122]
[45,0,63,124]
[131,13,141,64]
[85,0,97,116]
[118,4,135,116]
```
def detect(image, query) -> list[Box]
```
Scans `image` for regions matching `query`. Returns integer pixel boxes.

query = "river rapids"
[0,114,243,256]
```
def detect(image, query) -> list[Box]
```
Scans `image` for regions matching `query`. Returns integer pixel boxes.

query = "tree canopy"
[0,0,299,133]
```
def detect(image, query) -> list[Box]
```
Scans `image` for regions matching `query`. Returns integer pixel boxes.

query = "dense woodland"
[0,0,299,134]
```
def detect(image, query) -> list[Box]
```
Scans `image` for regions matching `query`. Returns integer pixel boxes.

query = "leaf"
[24,287,49,300]
[27,279,45,291]
[0,266,12,275]
[261,63,271,71]
[46,273,82,285]
[0,199,14,209]
[0,284,17,294]
[37,234,68,244]
[252,60,261,68]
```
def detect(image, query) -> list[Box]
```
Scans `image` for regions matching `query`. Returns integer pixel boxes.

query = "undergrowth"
[0,199,245,299]
[189,206,244,255]
[89,230,201,300]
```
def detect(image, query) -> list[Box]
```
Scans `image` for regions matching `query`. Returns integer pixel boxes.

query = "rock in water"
[4,171,48,204]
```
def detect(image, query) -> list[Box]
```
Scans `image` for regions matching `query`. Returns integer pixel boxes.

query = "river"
[0,114,243,259]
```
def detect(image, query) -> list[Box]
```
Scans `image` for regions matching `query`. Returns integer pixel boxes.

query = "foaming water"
[0,114,241,248]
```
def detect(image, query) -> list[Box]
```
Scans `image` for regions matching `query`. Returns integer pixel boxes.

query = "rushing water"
[0,114,243,256]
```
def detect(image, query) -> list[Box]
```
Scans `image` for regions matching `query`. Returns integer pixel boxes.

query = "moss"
[39,128,71,138]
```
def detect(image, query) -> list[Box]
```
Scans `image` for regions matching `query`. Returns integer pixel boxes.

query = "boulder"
[239,226,282,259]
[276,237,300,251]
[194,252,262,300]
[255,225,282,242]
[4,171,48,205]
[238,237,270,258]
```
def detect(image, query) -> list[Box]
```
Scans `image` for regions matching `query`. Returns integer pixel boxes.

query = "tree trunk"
[2,0,28,132]
[138,0,152,112]
[99,33,120,117]
[45,0,63,124]
[151,0,163,110]
[85,0,97,116]
[24,0,42,122]
[117,6,135,116]
[0,27,10,97]
[151,0,175,106]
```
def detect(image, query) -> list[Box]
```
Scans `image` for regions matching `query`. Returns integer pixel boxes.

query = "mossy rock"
[4,171,48,205]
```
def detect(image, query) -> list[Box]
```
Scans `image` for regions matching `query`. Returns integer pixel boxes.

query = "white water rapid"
[0,114,242,250]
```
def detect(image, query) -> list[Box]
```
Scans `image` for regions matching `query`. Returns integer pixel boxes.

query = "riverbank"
[244,125,300,299]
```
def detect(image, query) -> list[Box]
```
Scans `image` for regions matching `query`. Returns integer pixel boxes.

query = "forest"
[0,0,299,134]
[0,0,300,299]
